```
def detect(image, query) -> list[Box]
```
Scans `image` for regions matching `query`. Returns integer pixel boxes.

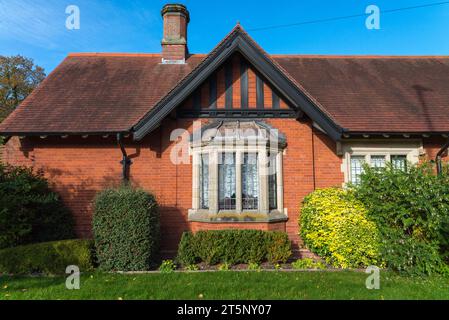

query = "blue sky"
[1,0,449,73]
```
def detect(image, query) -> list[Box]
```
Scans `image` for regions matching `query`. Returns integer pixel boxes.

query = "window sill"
[188,209,288,223]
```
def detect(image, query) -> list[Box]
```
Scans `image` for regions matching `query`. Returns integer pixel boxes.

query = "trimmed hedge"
[0,164,75,249]
[176,230,291,266]
[93,186,160,271]
[0,239,95,275]
[301,188,382,268]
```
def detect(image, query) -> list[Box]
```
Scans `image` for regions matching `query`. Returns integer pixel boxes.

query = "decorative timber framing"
[225,62,233,109]
[256,73,264,109]
[240,59,248,108]
[209,75,217,109]
[133,25,344,141]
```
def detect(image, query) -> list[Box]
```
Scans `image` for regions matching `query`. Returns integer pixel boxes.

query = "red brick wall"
[162,44,187,61]
[423,136,449,161]
[4,57,449,257]
[266,119,314,250]
[2,118,322,254]
[153,117,320,254]
[312,128,345,189]
[4,125,449,256]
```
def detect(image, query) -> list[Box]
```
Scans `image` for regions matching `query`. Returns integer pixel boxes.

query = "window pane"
[242,153,259,210]
[219,153,236,210]
[371,155,386,168]
[350,156,365,185]
[392,155,407,171]
[199,154,209,209]
[268,154,277,211]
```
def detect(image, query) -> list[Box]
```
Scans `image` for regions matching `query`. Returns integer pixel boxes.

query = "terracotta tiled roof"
[1,49,449,135]
[0,53,205,134]
[274,55,449,133]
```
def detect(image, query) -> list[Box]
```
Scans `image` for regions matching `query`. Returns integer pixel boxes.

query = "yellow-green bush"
[300,188,382,268]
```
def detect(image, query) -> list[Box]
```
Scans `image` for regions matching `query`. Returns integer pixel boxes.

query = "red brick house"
[1,4,449,256]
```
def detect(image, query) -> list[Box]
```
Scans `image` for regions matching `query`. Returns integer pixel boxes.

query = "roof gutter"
[436,138,449,175]
[117,133,132,182]
[0,131,126,137]
[1,131,134,181]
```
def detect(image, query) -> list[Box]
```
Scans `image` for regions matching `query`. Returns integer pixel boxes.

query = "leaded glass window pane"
[371,155,386,168]
[242,153,259,210]
[268,154,277,211]
[350,155,365,185]
[199,154,209,209]
[392,155,407,171]
[219,153,236,210]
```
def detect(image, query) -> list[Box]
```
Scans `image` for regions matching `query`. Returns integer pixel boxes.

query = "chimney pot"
[161,4,190,64]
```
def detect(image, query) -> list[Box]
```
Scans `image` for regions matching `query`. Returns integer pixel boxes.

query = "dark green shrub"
[93,186,159,271]
[176,230,291,266]
[353,162,449,275]
[177,232,197,266]
[380,231,447,275]
[0,164,74,249]
[265,231,292,264]
[0,239,95,275]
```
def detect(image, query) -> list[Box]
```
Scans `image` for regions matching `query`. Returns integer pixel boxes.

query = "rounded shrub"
[176,230,291,266]
[177,232,197,266]
[300,188,381,268]
[93,186,159,271]
[0,164,74,249]
[0,239,95,275]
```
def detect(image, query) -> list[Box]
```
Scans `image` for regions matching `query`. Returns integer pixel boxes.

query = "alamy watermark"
[65,265,80,290]
[365,265,380,289]
[66,5,80,30]
[366,5,381,30]
[62,4,379,32]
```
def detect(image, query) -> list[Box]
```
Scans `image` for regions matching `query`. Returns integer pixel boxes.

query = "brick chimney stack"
[161,4,190,64]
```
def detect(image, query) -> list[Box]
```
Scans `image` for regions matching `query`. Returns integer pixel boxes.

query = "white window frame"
[340,140,423,185]
[190,145,285,217]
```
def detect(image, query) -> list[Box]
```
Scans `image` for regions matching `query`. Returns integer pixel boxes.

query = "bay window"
[189,121,287,222]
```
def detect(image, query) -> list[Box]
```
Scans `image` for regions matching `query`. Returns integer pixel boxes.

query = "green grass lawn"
[1,271,449,300]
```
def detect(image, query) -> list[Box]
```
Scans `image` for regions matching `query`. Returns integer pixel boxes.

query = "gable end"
[133,26,344,141]
[177,52,298,119]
